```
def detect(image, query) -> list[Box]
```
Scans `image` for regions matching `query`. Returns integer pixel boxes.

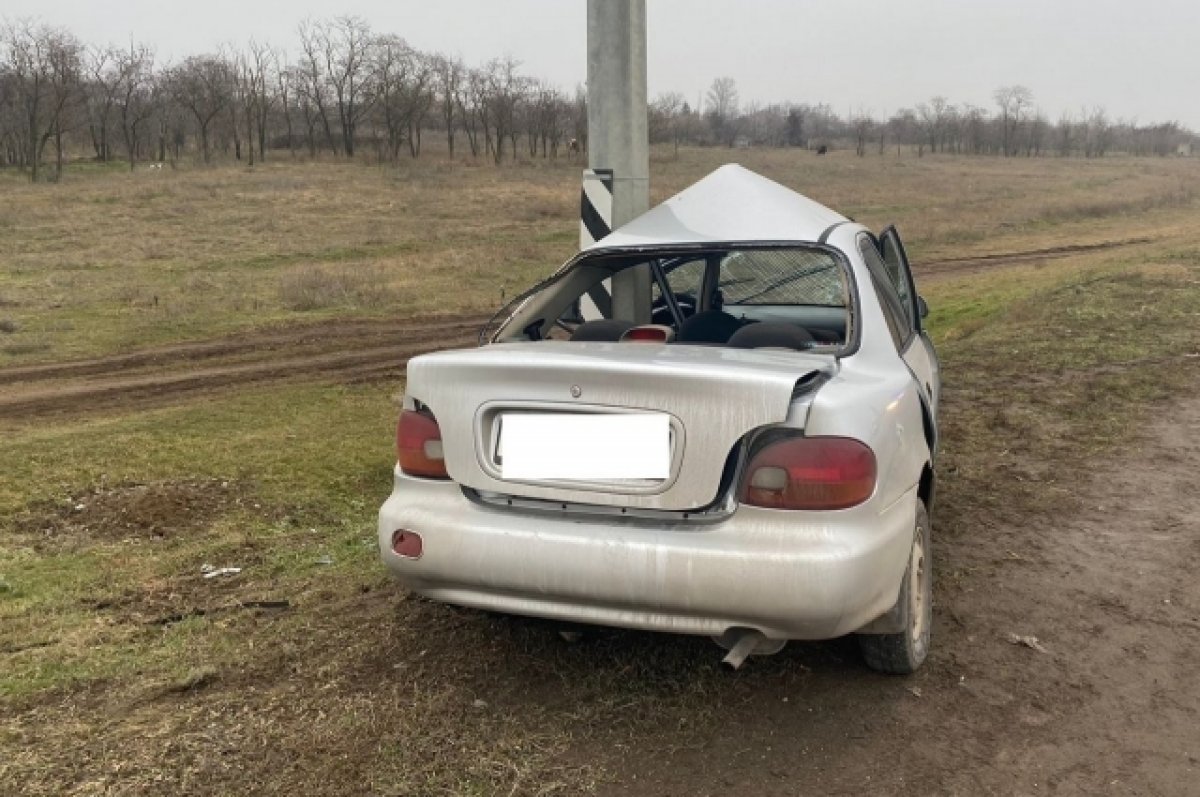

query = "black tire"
[857,500,932,674]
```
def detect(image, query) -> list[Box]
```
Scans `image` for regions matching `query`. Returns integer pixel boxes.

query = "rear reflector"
[397,409,449,479]
[740,436,876,510]
[391,529,423,559]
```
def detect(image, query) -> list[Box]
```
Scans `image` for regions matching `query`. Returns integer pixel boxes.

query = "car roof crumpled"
[589,164,848,251]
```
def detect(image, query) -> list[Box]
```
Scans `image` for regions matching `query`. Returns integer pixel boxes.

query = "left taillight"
[397,409,449,479]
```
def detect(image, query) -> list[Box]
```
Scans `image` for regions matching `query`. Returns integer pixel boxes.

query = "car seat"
[676,310,743,344]
[727,322,815,351]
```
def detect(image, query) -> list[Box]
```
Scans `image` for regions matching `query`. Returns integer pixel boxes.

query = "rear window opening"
[490,245,856,352]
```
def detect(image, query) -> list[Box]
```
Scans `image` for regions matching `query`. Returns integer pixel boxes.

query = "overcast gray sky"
[6,0,1199,129]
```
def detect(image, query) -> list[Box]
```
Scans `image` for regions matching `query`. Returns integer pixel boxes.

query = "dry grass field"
[2,148,1200,795]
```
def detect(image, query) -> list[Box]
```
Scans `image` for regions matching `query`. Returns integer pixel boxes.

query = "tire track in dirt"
[0,316,487,386]
[0,314,488,419]
[0,235,1153,419]
[915,237,1152,282]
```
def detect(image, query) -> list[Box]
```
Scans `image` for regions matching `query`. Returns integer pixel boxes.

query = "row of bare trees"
[651,78,1196,160]
[0,16,587,180]
[2,18,1196,181]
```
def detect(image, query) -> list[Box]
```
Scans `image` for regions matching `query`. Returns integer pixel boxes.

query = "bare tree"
[297,19,337,154]
[372,35,418,161]
[1056,111,1074,157]
[232,52,252,163]
[114,42,156,169]
[0,69,19,166]
[851,111,874,156]
[404,51,434,157]
[1027,111,1047,156]
[888,109,918,156]
[168,55,232,163]
[651,91,686,156]
[1083,106,1111,158]
[309,16,376,157]
[960,103,988,154]
[84,45,123,161]
[706,76,739,146]
[246,41,276,161]
[785,106,806,148]
[481,56,524,164]
[275,59,297,157]
[916,96,953,154]
[994,85,1034,157]
[458,66,487,158]
[525,80,566,158]
[2,21,84,181]
[432,54,464,159]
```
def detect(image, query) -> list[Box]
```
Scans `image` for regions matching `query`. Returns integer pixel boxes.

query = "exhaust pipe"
[717,629,785,671]
[721,630,763,671]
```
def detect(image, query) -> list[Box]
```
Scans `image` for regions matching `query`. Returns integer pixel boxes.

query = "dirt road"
[0,240,1148,421]
[600,386,1200,795]
[916,237,1152,283]
[0,315,487,419]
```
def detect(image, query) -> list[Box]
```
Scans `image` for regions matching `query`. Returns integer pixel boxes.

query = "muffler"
[714,628,786,671]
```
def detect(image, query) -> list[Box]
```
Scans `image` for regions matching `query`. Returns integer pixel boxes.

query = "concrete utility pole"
[585,0,650,323]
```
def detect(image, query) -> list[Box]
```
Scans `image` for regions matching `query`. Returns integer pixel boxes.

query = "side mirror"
[917,295,930,320]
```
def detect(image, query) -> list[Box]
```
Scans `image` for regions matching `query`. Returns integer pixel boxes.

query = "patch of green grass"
[0,399,408,712]
[926,255,1200,533]
[0,383,397,514]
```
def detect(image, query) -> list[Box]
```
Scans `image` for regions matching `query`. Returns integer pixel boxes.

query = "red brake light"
[397,409,449,479]
[621,325,673,343]
[740,436,876,510]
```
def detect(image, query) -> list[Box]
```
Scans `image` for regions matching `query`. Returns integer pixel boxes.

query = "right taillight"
[397,409,449,479]
[740,435,876,510]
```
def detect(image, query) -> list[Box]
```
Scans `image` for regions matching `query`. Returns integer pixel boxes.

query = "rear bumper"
[377,468,916,640]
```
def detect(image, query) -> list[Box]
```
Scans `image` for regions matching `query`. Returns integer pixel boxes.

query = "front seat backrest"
[677,310,743,344]
[727,322,814,351]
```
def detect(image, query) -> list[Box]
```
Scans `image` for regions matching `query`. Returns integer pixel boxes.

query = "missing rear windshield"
[488,245,856,352]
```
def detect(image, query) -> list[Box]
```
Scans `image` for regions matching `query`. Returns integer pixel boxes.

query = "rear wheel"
[857,500,932,674]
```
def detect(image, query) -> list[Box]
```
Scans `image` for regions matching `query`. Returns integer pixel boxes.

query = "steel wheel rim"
[909,526,929,647]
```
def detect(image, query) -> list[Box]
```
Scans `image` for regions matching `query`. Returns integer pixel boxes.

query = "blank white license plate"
[499,413,670,481]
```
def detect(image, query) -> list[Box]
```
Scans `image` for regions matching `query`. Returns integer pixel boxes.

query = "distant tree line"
[1,17,1196,181]
[0,17,586,181]
[658,79,1197,161]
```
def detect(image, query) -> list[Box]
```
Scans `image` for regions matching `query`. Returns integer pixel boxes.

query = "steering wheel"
[650,293,697,327]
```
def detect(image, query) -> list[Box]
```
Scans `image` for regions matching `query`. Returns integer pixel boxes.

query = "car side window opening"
[858,236,912,351]
[878,234,916,329]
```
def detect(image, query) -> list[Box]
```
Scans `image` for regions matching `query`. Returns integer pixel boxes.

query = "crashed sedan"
[378,165,940,673]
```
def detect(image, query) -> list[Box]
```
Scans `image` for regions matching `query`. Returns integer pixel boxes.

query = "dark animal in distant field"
[816,145,828,156]
[567,138,582,159]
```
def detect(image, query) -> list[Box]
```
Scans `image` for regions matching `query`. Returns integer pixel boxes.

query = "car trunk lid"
[405,341,835,511]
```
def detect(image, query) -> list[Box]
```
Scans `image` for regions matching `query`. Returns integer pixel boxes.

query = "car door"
[878,226,940,418]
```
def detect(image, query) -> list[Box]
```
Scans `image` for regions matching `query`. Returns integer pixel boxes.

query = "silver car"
[378,165,940,673]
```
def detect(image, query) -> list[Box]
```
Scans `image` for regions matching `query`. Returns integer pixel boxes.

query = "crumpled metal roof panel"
[588,164,847,249]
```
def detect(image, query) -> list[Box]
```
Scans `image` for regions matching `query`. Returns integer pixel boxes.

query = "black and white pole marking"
[579,168,614,248]
[577,168,615,321]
